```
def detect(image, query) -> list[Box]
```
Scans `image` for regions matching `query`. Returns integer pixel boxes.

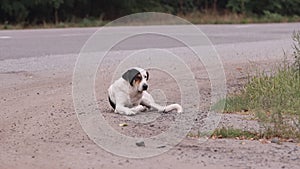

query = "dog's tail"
[150,102,183,113]
[164,104,183,113]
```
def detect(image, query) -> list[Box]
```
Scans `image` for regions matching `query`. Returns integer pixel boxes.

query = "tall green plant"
[215,31,300,140]
[292,31,300,75]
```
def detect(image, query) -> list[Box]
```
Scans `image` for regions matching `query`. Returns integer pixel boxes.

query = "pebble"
[271,137,280,144]
[119,123,128,127]
[136,141,145,147]
[157,145,166,149]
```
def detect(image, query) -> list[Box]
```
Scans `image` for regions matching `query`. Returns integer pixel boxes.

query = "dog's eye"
[135,74,142,81]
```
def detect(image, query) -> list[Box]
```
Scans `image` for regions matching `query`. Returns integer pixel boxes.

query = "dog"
[108,67,183,115]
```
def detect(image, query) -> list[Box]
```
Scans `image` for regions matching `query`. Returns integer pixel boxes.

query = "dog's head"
[122,67,149,92]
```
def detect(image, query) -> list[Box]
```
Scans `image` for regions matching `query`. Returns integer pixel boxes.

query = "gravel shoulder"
[1,52,299,169]
[1,23,300,169]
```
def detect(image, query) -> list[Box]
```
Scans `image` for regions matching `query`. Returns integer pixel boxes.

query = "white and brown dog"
[108,67,183,115]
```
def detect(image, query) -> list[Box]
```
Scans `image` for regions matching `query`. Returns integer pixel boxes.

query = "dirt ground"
[1,50,299,169]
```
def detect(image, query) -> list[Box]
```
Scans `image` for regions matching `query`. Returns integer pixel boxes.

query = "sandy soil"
[1,51,299,169]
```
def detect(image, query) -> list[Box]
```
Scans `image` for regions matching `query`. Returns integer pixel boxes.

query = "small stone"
[204,147,211,151]
[157,145,166,149]
[271,137,280,144]
[149,124,154,127]
[119,123,128,127]
[136,141,145,147]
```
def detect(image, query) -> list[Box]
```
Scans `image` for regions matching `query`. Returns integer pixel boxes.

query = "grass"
[0,18,108,30]
[180,11,300,24]
[214,31,300,141]
[187,127,260,140]
[214,65,300,114]
[1,12,300,30]
[213,127,260,140]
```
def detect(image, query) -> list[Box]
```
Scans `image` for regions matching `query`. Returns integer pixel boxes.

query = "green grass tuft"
[213,127,260,139]
[214,31,300,141]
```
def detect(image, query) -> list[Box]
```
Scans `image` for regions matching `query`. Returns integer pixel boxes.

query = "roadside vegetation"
[214,31,300,141]
[212,128,259,140]
[1,0,300,29]
[188,128,260,140]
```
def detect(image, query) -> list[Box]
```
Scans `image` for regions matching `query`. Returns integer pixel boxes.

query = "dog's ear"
[122,69,140,86]
[146,71,149,80]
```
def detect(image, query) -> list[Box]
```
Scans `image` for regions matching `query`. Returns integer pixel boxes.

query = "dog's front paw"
[131,105,147,113]
[125,110,136,116]
[137,105,147,112]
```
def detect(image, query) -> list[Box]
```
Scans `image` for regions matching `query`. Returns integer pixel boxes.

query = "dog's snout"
[142,84,148,90]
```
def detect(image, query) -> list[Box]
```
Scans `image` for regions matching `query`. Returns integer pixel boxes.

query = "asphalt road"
[1,23,300,169]
[0,23,299,61]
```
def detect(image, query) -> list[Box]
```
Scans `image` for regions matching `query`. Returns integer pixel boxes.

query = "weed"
[213,127,260,139]
[1,12,300,30]
[262,11,284,22]
[214,31,300,141]
[179,11,300,25]
[292,31,300,74]
[188,128,260,140]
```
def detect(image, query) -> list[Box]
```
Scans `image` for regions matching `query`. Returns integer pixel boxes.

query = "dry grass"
[1,12,300,30]
[214,32,300,141]
[179,11,300,24]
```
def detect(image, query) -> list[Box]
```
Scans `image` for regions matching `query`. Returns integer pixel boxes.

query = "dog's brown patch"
[134,73,142,85]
